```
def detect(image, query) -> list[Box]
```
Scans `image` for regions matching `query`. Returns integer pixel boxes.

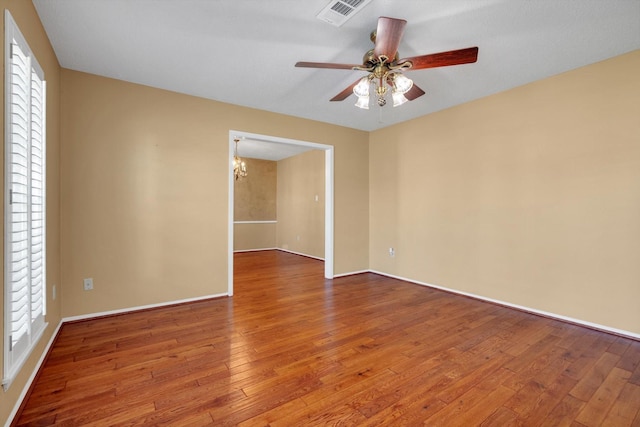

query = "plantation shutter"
[29,56,46,336]
[3,11,47,389]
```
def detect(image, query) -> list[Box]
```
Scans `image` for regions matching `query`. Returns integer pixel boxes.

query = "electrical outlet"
[52,284,56,300]
[389,247,395,257]
[83,278,94,291]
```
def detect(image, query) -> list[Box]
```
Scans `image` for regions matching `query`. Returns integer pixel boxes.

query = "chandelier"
[352,64,413,109]
[233,138,247,180]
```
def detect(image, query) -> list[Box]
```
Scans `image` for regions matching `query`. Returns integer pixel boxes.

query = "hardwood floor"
[15,250,640,426]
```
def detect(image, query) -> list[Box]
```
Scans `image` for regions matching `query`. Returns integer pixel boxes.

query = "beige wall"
[233,158,277,250]
[234,157,276,221]
[0,0,61,423]
[277,150,325,259]
[234,222,277,251]
[60,69,369,318]
[370,50,640,335]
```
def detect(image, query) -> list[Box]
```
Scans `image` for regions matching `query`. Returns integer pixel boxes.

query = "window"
[3,10,47,390]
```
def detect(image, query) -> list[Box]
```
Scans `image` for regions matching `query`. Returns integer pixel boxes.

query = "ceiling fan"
[295,16,479,108]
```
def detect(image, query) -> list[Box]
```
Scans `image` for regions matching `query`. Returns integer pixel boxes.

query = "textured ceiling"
[33,0,640,140]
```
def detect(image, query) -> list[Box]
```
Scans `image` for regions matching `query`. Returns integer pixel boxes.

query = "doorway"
[227,131,334,295]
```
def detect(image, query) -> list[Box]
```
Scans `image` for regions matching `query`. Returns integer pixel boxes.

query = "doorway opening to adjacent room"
[227,131,334,295]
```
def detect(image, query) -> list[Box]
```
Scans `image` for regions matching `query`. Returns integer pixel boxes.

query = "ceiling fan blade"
[295,61,361,70]
[404,83,425,101]
[399,47,479,70]
[373,17,407,62]
[330,79,361,101]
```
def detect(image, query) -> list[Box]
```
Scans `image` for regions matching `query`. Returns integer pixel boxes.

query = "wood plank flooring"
[15,250,640,426]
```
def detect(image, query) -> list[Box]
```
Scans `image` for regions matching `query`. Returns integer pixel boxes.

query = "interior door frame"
[227,130,334,295]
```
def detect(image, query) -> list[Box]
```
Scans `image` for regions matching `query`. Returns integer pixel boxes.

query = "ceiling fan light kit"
[351,67,414,109]
[354,94,370,109]
[353,77,370,97]
[392,92,408,107]
[295,16,479,110]
[392,73,413,94]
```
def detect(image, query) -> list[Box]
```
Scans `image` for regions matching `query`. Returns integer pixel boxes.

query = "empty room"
[1,0,639,425]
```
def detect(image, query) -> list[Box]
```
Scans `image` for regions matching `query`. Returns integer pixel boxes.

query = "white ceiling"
[33,0,640,159]
[235,136,315,161]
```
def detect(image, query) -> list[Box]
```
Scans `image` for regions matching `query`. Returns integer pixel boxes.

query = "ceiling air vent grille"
[316,0,373,27]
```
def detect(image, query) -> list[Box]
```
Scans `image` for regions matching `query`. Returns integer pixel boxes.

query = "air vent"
[316,0,373,27]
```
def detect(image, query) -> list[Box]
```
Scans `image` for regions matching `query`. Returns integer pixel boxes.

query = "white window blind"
[3,10,47,390]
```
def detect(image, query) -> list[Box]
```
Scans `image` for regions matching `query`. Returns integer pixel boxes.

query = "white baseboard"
[62,293,228,323]
[333,269,369,278]
[233,247,278,253]
[369,269,640,341]
[5,320,63,427]
[276,248,324,261]
[233,247,324,261]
